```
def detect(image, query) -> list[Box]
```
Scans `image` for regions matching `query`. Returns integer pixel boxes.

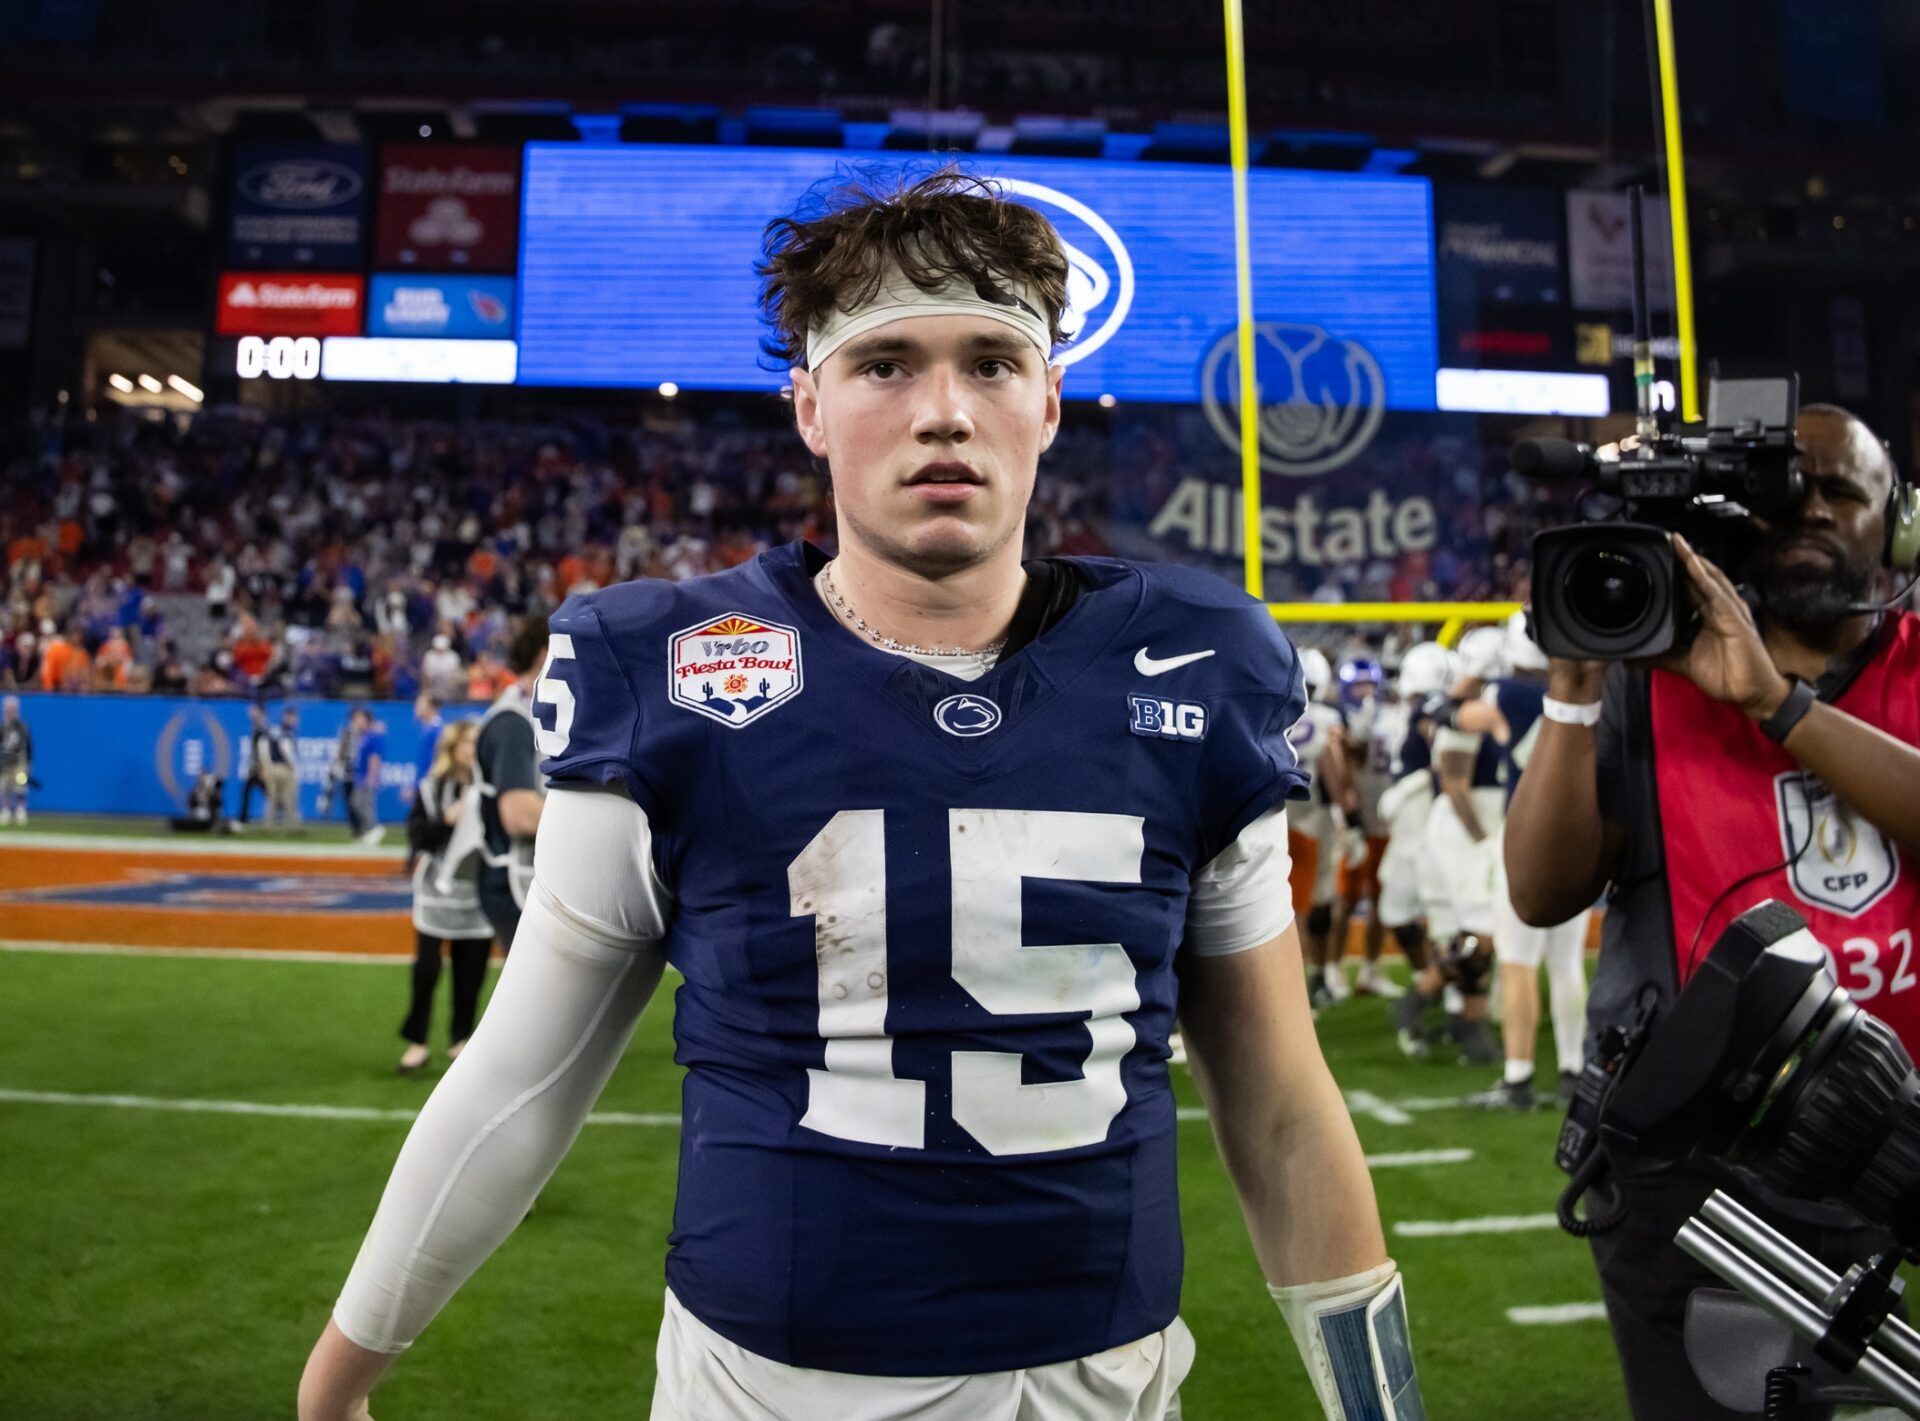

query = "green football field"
[0,944,1630,1419]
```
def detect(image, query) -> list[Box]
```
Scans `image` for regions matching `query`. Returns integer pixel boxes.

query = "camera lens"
[1566,548,1654,635]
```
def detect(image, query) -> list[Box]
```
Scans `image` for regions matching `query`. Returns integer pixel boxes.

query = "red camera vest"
[1652,613,1920,1058]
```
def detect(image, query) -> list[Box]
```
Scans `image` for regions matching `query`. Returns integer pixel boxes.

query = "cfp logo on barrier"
[1129,695,1208,743]
[154,707,234,803]
[988,177,1135,368]
[1200,323,1387,478]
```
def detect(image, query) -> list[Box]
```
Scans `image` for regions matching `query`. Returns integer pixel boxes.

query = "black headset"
[1885,456,1920,572]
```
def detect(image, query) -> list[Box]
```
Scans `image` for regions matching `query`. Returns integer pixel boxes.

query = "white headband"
[805,263,1054,372]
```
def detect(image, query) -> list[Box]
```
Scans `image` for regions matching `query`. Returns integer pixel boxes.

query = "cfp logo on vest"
[1129,695,1208,743]
[1776,772,1898,917]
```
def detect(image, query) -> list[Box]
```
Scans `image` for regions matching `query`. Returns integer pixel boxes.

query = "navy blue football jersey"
[1489,675,1547,807]
[1407,693,1501,789]
[1391,698,1435,783]
[533,541,1309,1376]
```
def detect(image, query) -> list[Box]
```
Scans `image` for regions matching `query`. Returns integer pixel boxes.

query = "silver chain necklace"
[821,562,1007,662]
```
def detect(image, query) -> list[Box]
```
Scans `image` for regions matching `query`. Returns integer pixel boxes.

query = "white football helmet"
[1455,625,1508,682]
[1396,641,1456,700]
[1298,647,1334,700]
[1505,609,1549,672]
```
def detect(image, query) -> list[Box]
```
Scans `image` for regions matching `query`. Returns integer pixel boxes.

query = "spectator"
[169,769,228,834]
[419,634,463,703]
[347,705,386,846]
[0,694,31,824]
[93,629,133,691]
[271,704,303,825]
[412,692,444,786]
[151,642,189,696]
[397,720,493,1073]
[205,557,236,626]
[1,629,37,690]
[231,618,277,688]
[466,619,547,949]
[40,621,89,693]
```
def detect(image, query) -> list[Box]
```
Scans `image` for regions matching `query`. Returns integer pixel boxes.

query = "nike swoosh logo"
[1134,647,1216,676]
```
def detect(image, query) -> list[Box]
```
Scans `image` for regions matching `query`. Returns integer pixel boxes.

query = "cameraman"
[1507,405,1920,1420]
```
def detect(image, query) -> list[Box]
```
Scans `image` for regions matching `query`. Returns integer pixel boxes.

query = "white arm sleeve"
[331,787,671,1354]
[1184,805,1296,956]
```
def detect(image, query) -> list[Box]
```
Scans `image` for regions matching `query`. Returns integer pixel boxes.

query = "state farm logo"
[238,160,363,210]
[384,165,516,197]
[1199,323,1386,478]
[989,176,1134,367]
[226,280,358,311]
[408,197,485,249]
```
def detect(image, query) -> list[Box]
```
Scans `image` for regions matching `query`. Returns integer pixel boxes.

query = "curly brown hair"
[758,165,1071,370]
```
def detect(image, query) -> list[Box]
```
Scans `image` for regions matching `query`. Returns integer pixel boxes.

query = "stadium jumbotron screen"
[514,144,1441,405]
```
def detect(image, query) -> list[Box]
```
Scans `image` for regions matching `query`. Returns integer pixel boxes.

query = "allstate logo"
[933,693,1002,738]
[989,177,1134,368]
[239,160,363,210]
[1200,323,1387,478]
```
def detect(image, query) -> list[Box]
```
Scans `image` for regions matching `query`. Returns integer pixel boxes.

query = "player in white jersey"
[1330,660,1400,997]
[1287,650,1359,1010]
[1407,626,1505,1067]
[1376,642,1452,1059]
[1451,611,1591,1109]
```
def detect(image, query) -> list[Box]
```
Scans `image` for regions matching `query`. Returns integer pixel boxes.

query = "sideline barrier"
[3,693,471,820]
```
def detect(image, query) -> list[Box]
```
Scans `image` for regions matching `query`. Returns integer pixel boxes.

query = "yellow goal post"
[1265,602,1522,650]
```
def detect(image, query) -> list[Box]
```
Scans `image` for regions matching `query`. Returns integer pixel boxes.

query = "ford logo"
[987,176,1134,370]
[238,160,364,210]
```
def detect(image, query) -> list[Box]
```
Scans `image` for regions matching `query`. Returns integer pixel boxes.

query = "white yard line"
[0,1088,1471,1168]
[0,1089,677,1127]
[0,830,404,859]
[1394,1212,1560,1237]
[1359,1147,1474,1168]
[1394,1095,1476,1113]
[1506,1303,1610,1326]
[1344,1090,1414,1125]
[1,939,414,965]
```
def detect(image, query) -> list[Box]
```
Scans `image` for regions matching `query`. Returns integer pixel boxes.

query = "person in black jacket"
[0,695,31,824]
[398,720,492,1073]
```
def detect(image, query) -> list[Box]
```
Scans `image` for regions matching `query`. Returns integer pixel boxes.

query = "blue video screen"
[516,145,1438,407]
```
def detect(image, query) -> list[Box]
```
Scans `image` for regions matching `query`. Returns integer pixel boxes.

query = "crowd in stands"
[0,402,1546,701]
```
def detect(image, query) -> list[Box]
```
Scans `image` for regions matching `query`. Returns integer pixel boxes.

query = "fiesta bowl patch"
[668,613,804,728]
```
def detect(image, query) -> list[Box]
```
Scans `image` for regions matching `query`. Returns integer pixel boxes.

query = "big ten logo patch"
[1129,695,1208,743]
[1776,772,1899,917]
[669,614,804,729]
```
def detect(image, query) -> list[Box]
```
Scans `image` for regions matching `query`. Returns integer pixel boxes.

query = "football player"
[299,169,1423,1421]
[1330,656,1399,997]
[1377,641,1453,1059]
[1409,627,1506,1068]
[1288,649,1362,1009]
[1452,612,1591,1109]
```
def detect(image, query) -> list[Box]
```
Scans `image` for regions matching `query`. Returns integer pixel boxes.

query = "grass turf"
[1,948,1630,1420]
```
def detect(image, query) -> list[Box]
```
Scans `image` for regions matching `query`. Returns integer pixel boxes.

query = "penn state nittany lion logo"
[1776,771,1899,917]
[669,613,804,729]
[933,693,1002,738]
[1200,322,1387,478]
